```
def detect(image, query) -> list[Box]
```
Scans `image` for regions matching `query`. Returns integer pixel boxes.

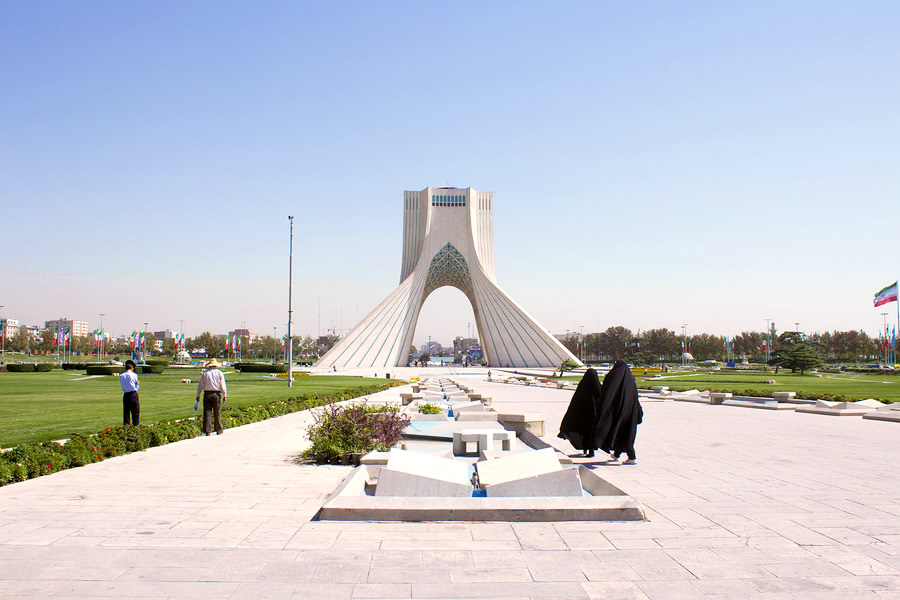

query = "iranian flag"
[237,335,242,351]
[281,336,285,350]
[225,336,230,350]
[874,282,899,307]
[64,327,71,346]
[53,327,59,346]
[130,331,137,348]
[140,331,145,348]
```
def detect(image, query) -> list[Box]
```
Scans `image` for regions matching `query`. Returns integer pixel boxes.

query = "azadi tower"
[316,187,580,369]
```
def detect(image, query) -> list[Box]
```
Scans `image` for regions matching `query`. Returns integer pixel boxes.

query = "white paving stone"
[0,371,897,599]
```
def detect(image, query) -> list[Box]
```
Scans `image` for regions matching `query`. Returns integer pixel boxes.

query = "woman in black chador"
[557,368,605,457]
[597,360,643,464]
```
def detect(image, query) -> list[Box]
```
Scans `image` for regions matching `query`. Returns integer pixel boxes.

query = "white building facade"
[316,187,579,369]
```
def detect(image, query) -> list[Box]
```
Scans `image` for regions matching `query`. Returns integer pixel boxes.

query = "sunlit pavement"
[1,368,899,599]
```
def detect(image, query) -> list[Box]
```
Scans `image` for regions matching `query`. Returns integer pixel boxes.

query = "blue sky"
[2,1,899,345]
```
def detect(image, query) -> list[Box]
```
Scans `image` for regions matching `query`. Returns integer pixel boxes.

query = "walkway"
[0,371,898,599]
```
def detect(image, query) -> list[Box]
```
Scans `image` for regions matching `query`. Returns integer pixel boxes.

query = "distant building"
[228,328,260,342]
[453,336,482,363]
[44,318,88,337]
[0,318,20,337]
[423,341,443,355]
[22,324,41,340]
[154,329,177,340]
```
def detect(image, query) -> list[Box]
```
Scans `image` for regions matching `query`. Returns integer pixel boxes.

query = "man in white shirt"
[196,358,227,435]
[119,359,140,426]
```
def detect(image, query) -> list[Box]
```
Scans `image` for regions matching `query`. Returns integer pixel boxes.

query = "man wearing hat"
[196,358,227,435]
[119,359,140,426]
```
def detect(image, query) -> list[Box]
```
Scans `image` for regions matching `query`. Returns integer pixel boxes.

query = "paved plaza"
[1,368,899,599]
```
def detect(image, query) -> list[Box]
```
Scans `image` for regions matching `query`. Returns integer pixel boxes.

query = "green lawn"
[565,370,900,402]
[0,370,395,448]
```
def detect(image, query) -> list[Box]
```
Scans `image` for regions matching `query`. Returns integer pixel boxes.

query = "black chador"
[597,360,643,463]
[557,368,605,457]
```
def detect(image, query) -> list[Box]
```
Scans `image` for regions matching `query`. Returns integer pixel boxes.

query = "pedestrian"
[119,359,140,426]
[195,358,227,435]
[558,368,605,457]
[597,360,643,464]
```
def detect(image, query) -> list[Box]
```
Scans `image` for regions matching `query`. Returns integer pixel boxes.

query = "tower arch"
[316,187,579,368]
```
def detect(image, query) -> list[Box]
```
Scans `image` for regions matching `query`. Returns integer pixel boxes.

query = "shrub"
[418,402,442,414]
[62,363,89,370]
[35,363,54,372]
[137,364,165,374]
[233,362,288,373]
[4,442,70,478]
[303,400,410,464]
[85,365,123,376]
[6,364,35,372]
[145,358,171,366]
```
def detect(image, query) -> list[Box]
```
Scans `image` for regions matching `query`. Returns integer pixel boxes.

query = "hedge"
[233,362,288,373]
[62,363,89,370]
[6,363,55,373]
[85,365,124,376]
[0,381,401,487]
[145,358,171,366]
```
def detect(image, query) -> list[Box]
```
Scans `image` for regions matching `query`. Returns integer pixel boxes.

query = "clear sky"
[2,1,899,346]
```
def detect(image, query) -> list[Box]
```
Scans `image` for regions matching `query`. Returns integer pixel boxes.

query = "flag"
[64,327,71,346]
[237,335,242,351]
[0,321,4,339]
[140,331,145,348]
[53,327,59,346]
[761,339,767,351]
[874,282,899,307]
[225,336,230,350]
[281,335,285,350]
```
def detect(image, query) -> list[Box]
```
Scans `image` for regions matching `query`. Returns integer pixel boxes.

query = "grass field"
[567,370,900,402]
[0,369,394,448]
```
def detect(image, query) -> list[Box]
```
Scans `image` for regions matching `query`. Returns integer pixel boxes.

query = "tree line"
[558,327,885,364]
[3,329,332,362]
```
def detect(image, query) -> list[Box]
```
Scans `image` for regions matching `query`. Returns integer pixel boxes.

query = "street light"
[273,326,277,362]
[881,312,889,367]
[765,318,771,365]
[287,216,294,387]
[681,324,688,367]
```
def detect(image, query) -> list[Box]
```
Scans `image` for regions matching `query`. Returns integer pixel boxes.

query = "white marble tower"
[316,187,579,369]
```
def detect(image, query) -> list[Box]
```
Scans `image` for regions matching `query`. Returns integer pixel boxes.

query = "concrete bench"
[709,392,732,404]
[498,413,545,437]
[452,429,516,455]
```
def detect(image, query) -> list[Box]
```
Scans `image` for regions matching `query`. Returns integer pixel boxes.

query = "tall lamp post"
[0,305,5,365]
[681,324,688,367]
[287,216,294,387]
[882,312,889,367]
[272,326,277,362]
[765,318,771,366]
[98,313,105,362]
[143,321,149,360]
[579,325,584,363]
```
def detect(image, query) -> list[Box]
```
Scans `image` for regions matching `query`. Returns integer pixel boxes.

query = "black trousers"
[202,391,223,434]
[123,391,140,426]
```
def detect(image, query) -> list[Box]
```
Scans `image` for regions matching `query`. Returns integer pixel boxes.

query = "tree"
[597,326,632,361]
[195,331,225,357]
[162,337,176,356]
[558,358,580,376]
[143,332,157,356]
[688,333,723,361]
[769,332,822,374]
[9,328,30,353]
[643,328,680,361]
